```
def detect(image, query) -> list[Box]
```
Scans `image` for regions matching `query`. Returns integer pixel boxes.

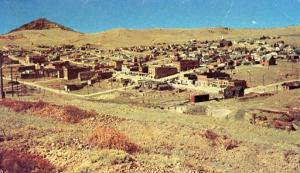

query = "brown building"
[26,55,47,64]
[18,65,36,72]
[224,86,245,99]
[196,71,231,87]
[97,70,113,79]
[260,55,276,66]
[175,59,200,71]
[219,40,233,47]
[140,65,149,73]
[190,94,210,103]
[63,66,91,80]
[229,79,247,89]
[149,65,178,79]
[288,54,300,61]
[114,60,124,71]
[282,81,300,90]
[78,71,96,81]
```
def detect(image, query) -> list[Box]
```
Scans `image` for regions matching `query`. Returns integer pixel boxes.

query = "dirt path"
[245,79,299,94]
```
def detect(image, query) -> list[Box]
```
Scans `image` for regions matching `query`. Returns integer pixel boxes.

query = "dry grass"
[0,99,97,123]
[88,127,140,153]
[201,129,239,150]
[0,98,299,172]
[230,60,300,87]
[0,150,55,173]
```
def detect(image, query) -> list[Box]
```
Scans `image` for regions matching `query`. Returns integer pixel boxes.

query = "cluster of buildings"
[2,35,300,98]
[113,37,300,100]
[4,44,115,90]
[117,37,299,79]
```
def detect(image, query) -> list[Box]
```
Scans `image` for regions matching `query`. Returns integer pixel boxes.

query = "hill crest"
[8,18,75,33]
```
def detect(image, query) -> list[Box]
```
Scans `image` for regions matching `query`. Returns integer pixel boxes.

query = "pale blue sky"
[1,0,300,34]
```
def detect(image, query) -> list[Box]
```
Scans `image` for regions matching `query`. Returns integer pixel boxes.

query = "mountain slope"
[1,18,300,50]
[8,18,75,33]
[82,26,300,48]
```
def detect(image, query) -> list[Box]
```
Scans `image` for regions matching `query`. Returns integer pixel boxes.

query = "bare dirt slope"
[1,26,300,49]
[0,91,299,173]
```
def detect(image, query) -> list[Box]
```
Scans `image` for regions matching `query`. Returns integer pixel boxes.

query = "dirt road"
[3,78,137,98]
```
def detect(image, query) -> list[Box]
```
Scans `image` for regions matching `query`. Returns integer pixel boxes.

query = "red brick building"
[63,66,91,80]
[175,59,200,71]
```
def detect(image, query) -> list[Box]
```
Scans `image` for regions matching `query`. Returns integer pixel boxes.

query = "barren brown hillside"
[8,18,75,33]
[1,26,300,50]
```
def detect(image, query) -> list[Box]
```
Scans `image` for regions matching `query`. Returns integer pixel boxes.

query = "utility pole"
[0,52,5,99]
[16,76,19,97]
[247,70,251,83]
[10,65,14,97]
[87,84,90,95]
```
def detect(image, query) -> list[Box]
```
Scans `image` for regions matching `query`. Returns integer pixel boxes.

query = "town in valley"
[0,3,300,173]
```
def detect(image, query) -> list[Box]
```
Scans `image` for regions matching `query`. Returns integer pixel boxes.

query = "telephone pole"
[10,65,14,97]
[0,52,5,99]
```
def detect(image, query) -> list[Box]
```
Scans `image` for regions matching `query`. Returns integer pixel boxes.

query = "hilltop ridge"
[8,18,75,33]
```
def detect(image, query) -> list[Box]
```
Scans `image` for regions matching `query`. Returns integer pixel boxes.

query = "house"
[43,68,58,77]
[149,65,178,79]
[64,84,84,92]
[195,75,210,87]
[174,59,200,71]
[63,66,91,80]
[138,80,156,89]
[190,94,210,103]
[26,55,47,64]
[229,79,247,89]
[94,63,114,70]
[224,86,245,99]
[18,65,35,72]
[288,54,300,62]
[62,44,75,50]
[199,71,230,79]
[121,78,132,86]
[78,71,96,81]
[219,40,233,47]
[295,48,300,55]
[216,55,229,64]
[152,82,172,91]
[196,71,231,87]
[114,60,124,71]
[97,71,113,80]
[260,55,276,66]
[282,81,300,90]
[129,66,139,72]
[20,70,43,79]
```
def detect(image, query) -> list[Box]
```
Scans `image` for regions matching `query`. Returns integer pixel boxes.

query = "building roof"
[261,54,275,61]
[282,81,300,87]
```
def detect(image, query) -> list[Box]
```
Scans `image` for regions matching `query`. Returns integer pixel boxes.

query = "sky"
[1,0,300,34]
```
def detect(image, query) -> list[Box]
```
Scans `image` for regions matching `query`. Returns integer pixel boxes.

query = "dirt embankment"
[0,99,97,123]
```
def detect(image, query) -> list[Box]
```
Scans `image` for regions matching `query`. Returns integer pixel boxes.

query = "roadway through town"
[3,77,299,99]
[3,77,137,98]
